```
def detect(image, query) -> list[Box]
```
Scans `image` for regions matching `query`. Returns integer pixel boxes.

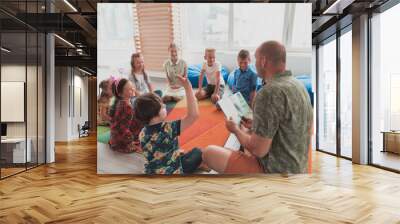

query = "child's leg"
[211,85,224,104]
[181,147,203,174]
[218,85,225,99]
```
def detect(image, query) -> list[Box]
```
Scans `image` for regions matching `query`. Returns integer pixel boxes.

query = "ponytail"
[98,80,110,102]
[109,78,128,117]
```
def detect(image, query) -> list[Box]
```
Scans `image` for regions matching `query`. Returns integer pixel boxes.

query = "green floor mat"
[97,125,110,144]
[96,101,177,144]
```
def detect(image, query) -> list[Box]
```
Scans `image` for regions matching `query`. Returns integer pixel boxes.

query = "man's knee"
[202,145,218,160]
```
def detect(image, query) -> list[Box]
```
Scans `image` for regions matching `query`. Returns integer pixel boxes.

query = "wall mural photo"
[97,3,313,175]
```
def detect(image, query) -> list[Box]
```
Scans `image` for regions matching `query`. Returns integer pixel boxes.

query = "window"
[233,4,285,48]
[182,3,310,51]
[371,3,400,171]
[317,38,337,154]
[390,74,400,130]
[312,46,317,151]
[98,3,134,42]
[291,4,312,49]
[184,3,229,49]
[97,3,135,81]
[0,1,46,179]
[340,29,352,158]
[315,24,353,159]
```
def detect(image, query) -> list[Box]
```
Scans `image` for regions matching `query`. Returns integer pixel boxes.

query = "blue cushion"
[227,70,235,89]
[187,63,230,88]
[226,65,314,106]
[295,75,314,106]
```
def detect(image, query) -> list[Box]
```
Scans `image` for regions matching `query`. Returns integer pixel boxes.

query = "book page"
[231,92,253,119]
[217,97,241,124]
[224,133,240,151]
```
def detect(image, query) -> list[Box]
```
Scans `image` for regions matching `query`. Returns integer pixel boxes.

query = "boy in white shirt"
[162,43,187,102]
[195,48,225,104]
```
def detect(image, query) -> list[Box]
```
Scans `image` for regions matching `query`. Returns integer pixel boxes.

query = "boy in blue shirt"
[232,49,258,107]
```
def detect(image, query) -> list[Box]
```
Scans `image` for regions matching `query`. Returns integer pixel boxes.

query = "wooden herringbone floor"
[1,135,400,224]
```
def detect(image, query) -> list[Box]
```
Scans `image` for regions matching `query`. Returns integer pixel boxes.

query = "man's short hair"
[258,41,286,65]
[134,93,162,125]
[237,49,250,60]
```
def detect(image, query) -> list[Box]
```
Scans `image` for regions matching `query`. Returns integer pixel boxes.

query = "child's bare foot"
[198,162,211,172]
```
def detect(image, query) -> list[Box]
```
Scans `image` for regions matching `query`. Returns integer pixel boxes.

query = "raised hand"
[176,75,191,88]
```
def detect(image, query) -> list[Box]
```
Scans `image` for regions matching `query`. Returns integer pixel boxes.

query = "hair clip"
[110,75,118,82]
[114,78,121,96]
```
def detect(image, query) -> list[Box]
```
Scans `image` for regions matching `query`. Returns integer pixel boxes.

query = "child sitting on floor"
[129,52,163,97]
[195,48,225,105]
[231,49,258,107]
[97,79,113,126]
[134,76,202,174]
[162,43,187,103]
[109,78,143,153]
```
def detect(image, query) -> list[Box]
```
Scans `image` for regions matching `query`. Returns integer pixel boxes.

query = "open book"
[217,89,253,124]
[218,89,253,151]
[224,133,241,151]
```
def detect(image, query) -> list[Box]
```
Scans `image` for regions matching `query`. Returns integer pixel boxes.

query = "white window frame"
[180,3,311,55]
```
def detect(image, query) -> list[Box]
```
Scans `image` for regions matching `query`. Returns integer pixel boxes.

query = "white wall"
[54,67,89,141]
[71,74,89,138]
[55,67,69,141]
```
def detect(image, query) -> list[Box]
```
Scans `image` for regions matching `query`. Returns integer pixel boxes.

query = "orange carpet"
[166,100,230,152]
